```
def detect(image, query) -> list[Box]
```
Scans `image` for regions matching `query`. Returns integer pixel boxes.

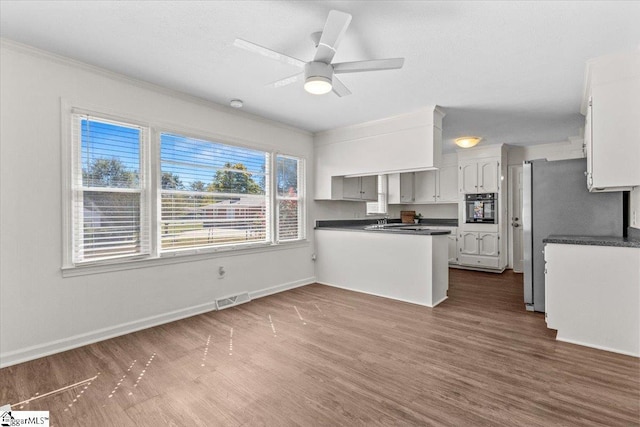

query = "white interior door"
[509,165,524,272]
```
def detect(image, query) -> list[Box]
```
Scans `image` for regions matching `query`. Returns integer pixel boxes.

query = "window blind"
[366,174,388,215]
[71,115,149,263]
[160,133,270,251]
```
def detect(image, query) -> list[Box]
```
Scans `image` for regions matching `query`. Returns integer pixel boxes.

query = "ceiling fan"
[233,10,404,97]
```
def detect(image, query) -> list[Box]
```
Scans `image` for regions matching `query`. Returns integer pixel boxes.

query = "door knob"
[512,223,520,227]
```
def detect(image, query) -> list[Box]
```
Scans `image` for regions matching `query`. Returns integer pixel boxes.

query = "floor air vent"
[215,292,251,310]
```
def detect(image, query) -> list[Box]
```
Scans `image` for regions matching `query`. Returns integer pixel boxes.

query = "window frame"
[157,131,272,254]
[62,104,308,275]
[274,153,306,243]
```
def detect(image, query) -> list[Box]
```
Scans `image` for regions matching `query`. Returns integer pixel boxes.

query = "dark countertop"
[316,218,458,228]
[315,219,455,236]
[544,232,640,249]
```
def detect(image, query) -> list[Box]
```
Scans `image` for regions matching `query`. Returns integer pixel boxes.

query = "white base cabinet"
[457,231,500,269]
[429,226,458,264]
[316,230,449,308]
[544,243,640,357]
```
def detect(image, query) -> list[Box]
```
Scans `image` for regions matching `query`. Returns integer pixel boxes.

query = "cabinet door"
[342,177,362,199]
[459,231,479,255]
[437,165,458,202]
[478,232,498,256]
[447,234,458,264]
[414,171,436,203]
[478,161,499,193]
[400,173,415,203]
[590,78,640,190]
[459,161,478,193]
[360,175,378,201]
[387,173,401,204]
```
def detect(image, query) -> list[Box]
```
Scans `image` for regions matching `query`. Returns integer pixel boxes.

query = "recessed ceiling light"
[230,99,243,108]
[455,136,482,148]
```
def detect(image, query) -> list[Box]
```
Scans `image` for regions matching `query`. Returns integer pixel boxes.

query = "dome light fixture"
[304,76,332,95]
[229,99,243,108]
[455,136,482,148]
[304,62,333,95]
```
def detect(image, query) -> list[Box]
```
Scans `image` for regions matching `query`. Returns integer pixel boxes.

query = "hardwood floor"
[1,269,638,426]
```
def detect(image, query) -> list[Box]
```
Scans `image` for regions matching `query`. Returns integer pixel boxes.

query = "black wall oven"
[465,193,498,224]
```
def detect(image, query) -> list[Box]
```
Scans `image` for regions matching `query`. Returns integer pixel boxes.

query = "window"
[366,174,388,215]
[71,115,149,263]
[276,155,305,241]
[67,112,306,268]
[159,133,270,251]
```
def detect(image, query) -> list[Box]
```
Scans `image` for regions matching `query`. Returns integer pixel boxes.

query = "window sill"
[61,240,310,278]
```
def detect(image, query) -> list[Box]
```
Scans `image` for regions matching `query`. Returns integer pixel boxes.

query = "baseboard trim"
[317,281,438,308]
[0,277,316,368]
[249,277,315,300]
[556,336,639,358]
[431,295,448,307]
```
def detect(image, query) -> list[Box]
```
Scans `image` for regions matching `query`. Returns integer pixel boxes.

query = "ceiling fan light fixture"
[304,76,332,95]
[304,61,334,95]
[455,136,482,148]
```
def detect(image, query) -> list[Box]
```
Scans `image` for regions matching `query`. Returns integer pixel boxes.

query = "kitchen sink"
[363,224,430,231]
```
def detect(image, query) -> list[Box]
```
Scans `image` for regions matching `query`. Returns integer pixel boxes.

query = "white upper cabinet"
[459,159,499,194]
[391,153,458,204]
[332,176,377,201]
[437,164,459,202]
[414,170,436,202]
[315,107,445,200]
[582,51,640,192]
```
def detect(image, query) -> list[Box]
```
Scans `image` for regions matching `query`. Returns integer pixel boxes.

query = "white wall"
[0,41,315,367]
[507,137,585,165]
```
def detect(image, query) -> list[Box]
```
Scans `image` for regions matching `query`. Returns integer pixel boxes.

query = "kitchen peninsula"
[315,220,450,307]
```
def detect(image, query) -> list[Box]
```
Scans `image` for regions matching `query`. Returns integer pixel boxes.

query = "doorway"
[508,165,524,272]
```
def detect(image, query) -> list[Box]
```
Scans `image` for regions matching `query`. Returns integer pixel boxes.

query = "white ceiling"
[2,1,639,152]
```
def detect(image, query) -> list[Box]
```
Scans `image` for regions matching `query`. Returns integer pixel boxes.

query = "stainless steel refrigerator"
[523,158,624,312]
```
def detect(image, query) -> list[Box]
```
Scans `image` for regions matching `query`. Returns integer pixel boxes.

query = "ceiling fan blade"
[267,72,304,88]
[331,76,352,97]
[313,10,352,64]
[333,58,405,74]
[234,38,305,68]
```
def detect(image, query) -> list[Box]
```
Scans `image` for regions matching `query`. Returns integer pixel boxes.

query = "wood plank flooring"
[1,269,638,426]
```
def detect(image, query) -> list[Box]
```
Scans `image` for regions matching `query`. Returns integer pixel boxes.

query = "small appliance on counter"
[464,193,497,224]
